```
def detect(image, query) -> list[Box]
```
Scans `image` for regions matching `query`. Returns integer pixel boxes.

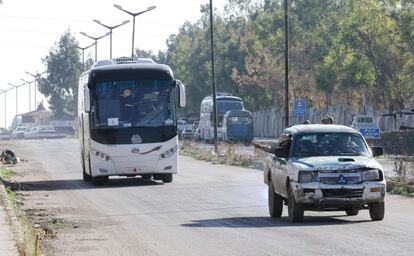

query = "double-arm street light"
[113,4,156,57]
[25,71,44,111]
[79,32,110,62]
[209,0,218,154]
[76,43,95,71]
[21,78,34,112]
[93,19,130,59]
[8,82,25,115]
[0,88,12,128]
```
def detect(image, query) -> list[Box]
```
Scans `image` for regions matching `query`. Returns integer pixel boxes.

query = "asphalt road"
[6,139,414,256]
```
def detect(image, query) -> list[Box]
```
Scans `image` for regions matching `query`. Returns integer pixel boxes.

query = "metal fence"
[252,105,414,138]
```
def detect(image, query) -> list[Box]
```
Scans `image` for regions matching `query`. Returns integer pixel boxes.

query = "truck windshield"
[292,132,370,157]
[91,79,175,129]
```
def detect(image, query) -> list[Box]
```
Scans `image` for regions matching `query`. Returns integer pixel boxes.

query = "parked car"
[24,127,39,139]
[263,124,386,223]
[12,126,27,139]
[180,124,193,140]
[193,127,201,141]
[0,128,11,140]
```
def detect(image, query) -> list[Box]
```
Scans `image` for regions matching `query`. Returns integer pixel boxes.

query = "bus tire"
[141,174,152,180]
[92,176,108,186]
[161,173,173,183]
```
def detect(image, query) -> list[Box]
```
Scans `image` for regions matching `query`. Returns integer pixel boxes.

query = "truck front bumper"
[290,181,386,210]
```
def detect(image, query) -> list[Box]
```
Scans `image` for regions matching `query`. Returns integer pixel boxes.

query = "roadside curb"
[0,178,24,254]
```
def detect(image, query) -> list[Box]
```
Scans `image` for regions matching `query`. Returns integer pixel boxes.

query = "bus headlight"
[361,169,381,181]
[160,146,178,160]
[94,150,111,161]
[298,171,318,183]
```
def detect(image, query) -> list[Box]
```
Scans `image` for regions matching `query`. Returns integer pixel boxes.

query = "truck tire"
[369,202,385,221]
[345,208,359,216]
[268,181,283,218]
[287,187,304,223]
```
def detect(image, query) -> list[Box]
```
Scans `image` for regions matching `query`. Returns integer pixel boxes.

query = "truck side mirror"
[371,146,383,157]
[84,87,91,113]
[176,80,186,108]
[274,147,289,159]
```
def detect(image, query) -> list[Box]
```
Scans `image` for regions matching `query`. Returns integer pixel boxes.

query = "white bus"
[198,93,244,142]
[78,57,186,185]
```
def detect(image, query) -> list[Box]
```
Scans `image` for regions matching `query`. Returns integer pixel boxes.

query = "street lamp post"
[93,19,130,59]
[0,88,12,129]
[284,0,290,127]
[8,82,25,115]
[21,78,33,112]
[76,43,95,70]
[113,4,156,57]
[26,71,45,110]
[79,32,110,62]
[209,0,218,154]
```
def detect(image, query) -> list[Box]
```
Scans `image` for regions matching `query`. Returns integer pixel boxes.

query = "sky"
[0,0,227,129]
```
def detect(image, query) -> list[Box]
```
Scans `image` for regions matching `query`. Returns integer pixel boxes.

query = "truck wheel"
[345,208,359,216]
[268,181,283,218]
[92,176,108,186]
[369,202,385,221]
[287,187,304,223]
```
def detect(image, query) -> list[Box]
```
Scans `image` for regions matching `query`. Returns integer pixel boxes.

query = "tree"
[38,29,81,117]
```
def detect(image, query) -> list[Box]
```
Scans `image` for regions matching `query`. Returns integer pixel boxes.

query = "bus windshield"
[91,79,176,129]
[217,100,243,113]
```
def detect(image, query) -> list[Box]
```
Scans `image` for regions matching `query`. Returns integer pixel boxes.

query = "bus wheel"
[83,170,92,182]
[161,174,173,183]
[141,174,152,180]
[92,176,108,186]
[153,173,173,183]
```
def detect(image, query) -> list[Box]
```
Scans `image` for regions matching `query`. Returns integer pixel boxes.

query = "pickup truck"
[263,124,386,223]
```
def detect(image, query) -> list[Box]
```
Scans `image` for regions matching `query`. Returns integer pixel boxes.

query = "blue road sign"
[294,100,306,116]
[359,128,381,139]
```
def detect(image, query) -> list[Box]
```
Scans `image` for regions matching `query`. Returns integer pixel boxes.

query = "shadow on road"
[13,178,163,191]
[182,216,370,228]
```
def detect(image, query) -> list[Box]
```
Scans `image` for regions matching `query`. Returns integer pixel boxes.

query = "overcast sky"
[0,0,227,128]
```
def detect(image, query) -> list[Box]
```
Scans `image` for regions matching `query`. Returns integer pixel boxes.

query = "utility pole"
[209,0,218,154]
[284,0,289,127]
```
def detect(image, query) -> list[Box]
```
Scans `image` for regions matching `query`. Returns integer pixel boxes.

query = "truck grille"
[322,188,363,198]
[319,176,361,185]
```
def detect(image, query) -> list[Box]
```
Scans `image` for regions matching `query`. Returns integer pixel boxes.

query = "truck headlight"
[298,171,318,183]
[361,169,382,181]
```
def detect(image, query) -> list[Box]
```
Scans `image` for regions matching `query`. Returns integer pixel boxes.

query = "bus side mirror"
[176,80,186,108]
[84,87,91,113]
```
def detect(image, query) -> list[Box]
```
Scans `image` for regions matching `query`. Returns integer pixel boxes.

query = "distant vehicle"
[0,128,11,140]
[222,110,253,144]
[263,124,386,223]
[23,127,37,139]
[12,126,27,139]
[78,57,186,185]
[199,93,244,143]
[351,114,380,139]
[193,127,201,141]
[180,124,193,140]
